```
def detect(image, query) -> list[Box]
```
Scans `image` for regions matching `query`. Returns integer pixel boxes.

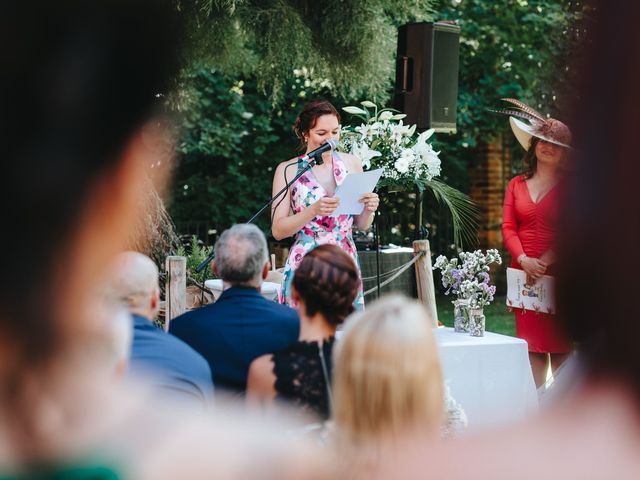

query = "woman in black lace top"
[247,244,360,420]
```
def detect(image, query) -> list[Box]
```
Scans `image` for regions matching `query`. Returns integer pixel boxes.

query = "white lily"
[351,142,382,170]
[343,106,368,115]
[413,130,438,153]
[419,128,436,142]
[355,122,381,139]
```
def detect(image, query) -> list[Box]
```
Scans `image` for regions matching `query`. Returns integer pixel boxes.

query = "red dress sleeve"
[502,177,525,260]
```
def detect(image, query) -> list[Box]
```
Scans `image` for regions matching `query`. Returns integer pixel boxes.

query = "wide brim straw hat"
[493,98,572,150]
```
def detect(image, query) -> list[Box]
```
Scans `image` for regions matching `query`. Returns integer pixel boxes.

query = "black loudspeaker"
[394,22,460,133]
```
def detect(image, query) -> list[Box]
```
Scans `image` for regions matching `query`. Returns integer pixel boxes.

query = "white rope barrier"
[362,251,424,297]
[361,261,413,282]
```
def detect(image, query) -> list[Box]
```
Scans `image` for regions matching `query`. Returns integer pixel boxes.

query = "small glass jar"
[468,308,485,337]
[453,299,470,333]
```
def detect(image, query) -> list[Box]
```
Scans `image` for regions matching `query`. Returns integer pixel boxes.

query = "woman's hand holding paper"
[359,192,379,213]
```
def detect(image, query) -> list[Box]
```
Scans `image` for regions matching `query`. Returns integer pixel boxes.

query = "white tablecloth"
[436,328,538,430]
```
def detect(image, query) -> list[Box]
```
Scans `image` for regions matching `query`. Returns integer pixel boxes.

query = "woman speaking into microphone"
[271,100,379,310]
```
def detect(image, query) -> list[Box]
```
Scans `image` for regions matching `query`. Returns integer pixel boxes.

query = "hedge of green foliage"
[169,0,591,247]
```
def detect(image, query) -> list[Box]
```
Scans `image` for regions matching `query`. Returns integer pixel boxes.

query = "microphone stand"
[373,210,381,298]
[194,153,324,273]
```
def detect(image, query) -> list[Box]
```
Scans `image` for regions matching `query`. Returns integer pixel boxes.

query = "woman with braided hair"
[247,244,360,420]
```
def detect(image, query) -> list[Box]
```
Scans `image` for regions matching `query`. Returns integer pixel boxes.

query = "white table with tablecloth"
[435,327,538,431]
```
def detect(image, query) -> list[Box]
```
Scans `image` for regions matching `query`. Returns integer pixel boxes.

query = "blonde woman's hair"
[333,295,444,448]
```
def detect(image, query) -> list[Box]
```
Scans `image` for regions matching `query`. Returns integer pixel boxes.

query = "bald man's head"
[107,251,160,320]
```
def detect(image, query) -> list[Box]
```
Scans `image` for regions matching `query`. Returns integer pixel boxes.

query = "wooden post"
[165,255,186,331]
[271,253,277,270]
[413,240,438,327]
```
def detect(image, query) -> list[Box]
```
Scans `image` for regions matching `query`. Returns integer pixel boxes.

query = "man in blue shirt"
[109,252,213,408]
[170,224,299,394]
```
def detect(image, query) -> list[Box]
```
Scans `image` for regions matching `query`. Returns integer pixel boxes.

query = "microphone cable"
[271,160,298,226]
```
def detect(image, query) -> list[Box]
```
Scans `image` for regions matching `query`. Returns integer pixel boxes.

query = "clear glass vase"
[453,299,470,333]
[469,308,486,337]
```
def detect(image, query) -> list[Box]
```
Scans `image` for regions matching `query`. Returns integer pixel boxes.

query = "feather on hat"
[491,98,572,150]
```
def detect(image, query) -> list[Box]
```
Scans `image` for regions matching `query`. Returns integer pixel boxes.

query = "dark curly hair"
[522,137,541,179]
[293,100,341,151]
[292,244,359,326]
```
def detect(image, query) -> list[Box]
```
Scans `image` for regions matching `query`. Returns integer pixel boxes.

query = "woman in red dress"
[500,99,573,388]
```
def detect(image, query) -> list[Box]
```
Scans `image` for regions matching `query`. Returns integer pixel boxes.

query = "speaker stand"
[415,186,429,240]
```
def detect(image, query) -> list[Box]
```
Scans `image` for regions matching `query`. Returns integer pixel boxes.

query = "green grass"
[436,295,516,337]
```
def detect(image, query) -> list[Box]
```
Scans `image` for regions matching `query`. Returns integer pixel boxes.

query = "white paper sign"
[506,267,556,314]
[332,168,383,216]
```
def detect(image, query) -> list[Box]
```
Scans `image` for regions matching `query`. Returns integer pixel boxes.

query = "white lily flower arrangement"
[340,101,442,189]
[339,101,478,247]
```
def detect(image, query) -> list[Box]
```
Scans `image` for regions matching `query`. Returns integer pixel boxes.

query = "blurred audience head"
[109,309,134,378]
[333,295,444,447]
[107,251,161,321]
[556,0,640,399]
[292,244,359,325]
[88,304,133,380]
[214,224,270,289]
[0,0,183,442]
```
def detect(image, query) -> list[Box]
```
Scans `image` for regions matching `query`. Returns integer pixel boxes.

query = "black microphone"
[299,138,338,165]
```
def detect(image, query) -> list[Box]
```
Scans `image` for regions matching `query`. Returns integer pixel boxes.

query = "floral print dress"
[279,152,364,310]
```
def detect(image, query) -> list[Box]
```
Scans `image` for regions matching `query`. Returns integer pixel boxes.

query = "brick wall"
[468,135,511,251]
[468,136,512,293]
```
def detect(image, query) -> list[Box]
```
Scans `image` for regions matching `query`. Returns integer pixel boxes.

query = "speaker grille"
[431,28,460,131]
[394,22,460,133]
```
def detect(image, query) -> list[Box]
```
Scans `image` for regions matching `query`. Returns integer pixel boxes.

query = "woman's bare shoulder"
[248,354,276,395]
[250,354,274,372]
[273,158,300,182]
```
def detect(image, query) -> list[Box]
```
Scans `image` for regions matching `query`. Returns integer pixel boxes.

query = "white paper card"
[506,267,556,314]
[331,168,383,216]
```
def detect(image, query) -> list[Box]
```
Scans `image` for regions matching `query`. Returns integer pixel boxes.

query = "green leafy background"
[169,0,590,251]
